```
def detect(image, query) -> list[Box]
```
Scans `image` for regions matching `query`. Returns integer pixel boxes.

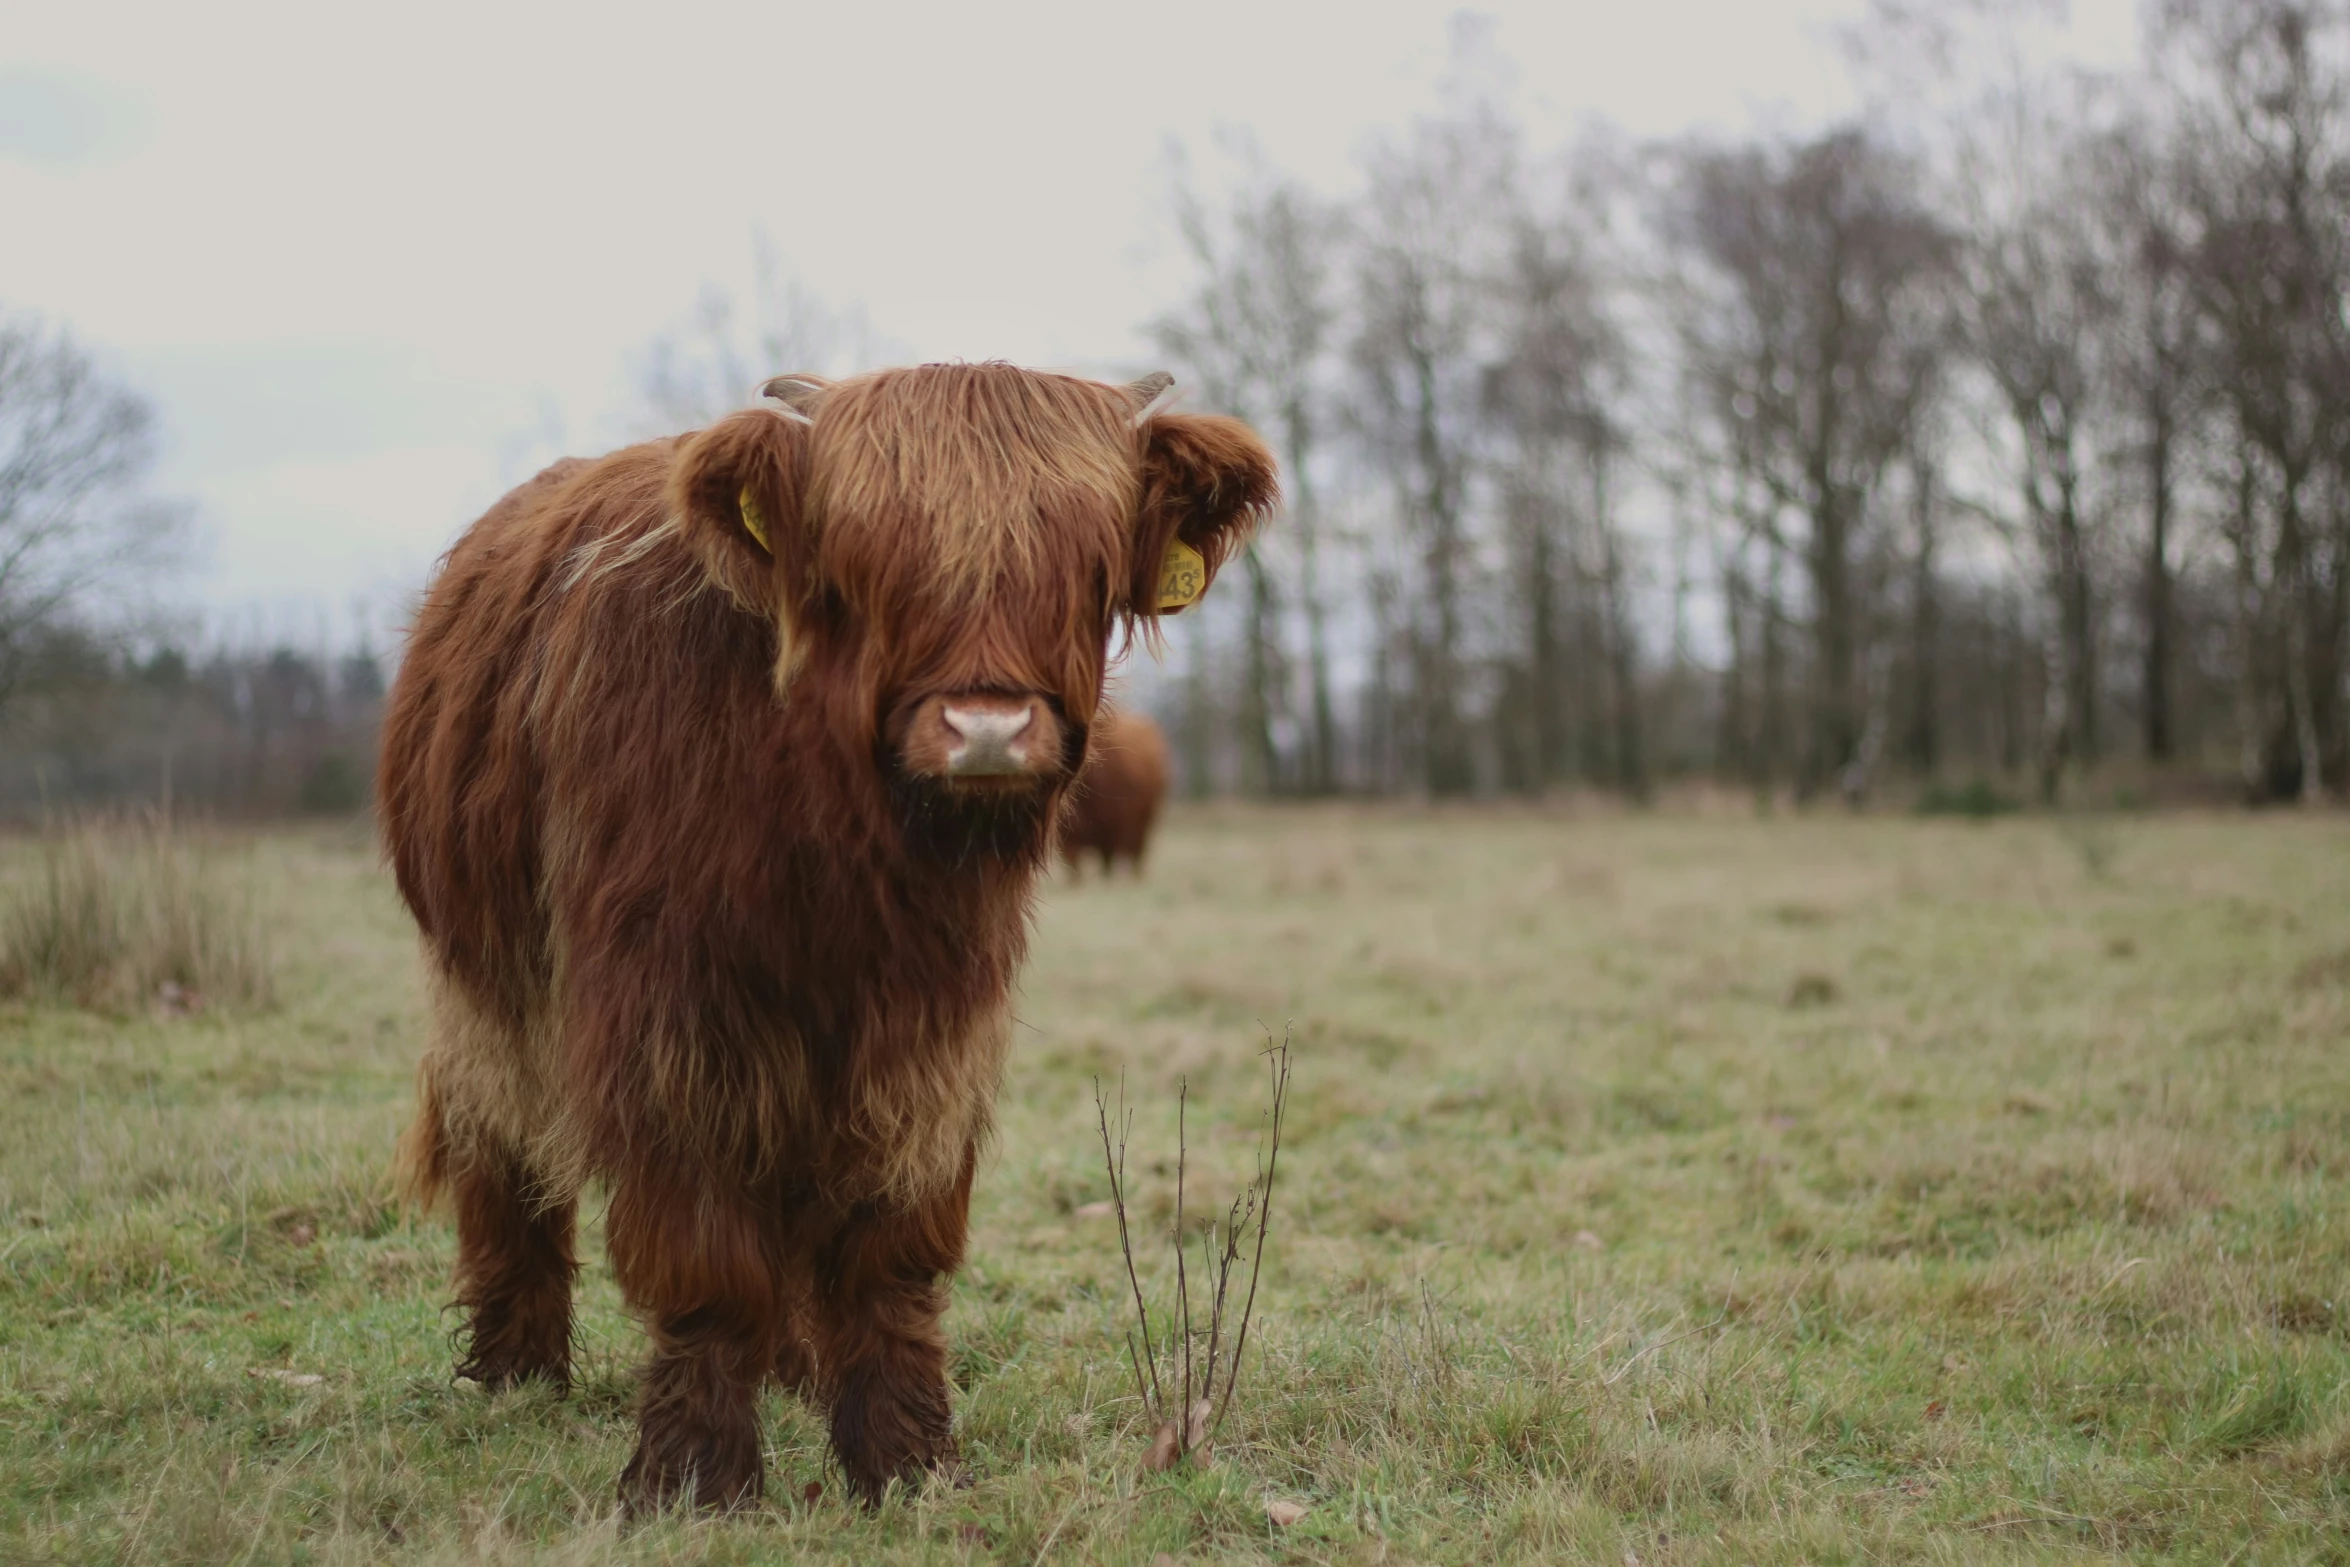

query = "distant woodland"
[7,2,2350,815]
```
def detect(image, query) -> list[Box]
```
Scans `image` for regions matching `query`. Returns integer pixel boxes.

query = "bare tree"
[0,311,177,715]
[1482,167,1640,794]
[1154,155,1342,794]
[2085,111,2204,766]
[2160,0,2350,801]
[1958,138,2113,798]
[1661,128,1952,799]
[633,234,896,432]
[1348,106,1516,796]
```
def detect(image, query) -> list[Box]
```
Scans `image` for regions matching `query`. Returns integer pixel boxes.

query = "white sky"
[1,0,2138,644]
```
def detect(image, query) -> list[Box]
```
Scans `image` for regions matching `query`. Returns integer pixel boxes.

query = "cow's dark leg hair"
[606,1168,780,1515]
[810,1145,975,1505]
[620,1303,770,1515]
[772,1274,821,1402]
[450,1150,576,1393]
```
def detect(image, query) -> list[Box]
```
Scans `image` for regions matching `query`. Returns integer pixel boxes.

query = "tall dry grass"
[0,812,273,1011]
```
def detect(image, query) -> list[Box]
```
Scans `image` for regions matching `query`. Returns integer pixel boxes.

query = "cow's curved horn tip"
[1127,371,1179,426]
[761,375,825,425]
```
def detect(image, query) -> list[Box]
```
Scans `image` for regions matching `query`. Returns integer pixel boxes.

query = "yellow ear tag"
[1156,538,1206,611]
[737,486,772,554]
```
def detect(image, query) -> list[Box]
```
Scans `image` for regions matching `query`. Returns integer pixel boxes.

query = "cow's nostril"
[941,706,1034,743]
[939,704,1037,776]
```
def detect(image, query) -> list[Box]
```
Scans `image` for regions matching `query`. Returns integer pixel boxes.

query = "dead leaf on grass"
[1142,1419,1181,1473]
[1140,1399,1214,1474]
[1184,1397,1210,1450]
[247,1368,323,1387]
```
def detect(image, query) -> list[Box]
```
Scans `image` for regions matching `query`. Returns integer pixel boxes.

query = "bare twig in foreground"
[1091,1028,1291,1473]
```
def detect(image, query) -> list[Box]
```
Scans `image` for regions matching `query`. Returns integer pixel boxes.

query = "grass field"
[3,806,2349,1564]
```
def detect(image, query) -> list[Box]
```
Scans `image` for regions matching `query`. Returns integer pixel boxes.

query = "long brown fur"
[380,362,1275,1512]
[1058,708,1173,876]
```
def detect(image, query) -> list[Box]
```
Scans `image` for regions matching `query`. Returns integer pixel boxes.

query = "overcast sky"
[2,0,2137,644]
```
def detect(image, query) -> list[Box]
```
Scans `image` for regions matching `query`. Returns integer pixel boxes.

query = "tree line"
[0,634,387,819]
[7,2,2349,815]
[0,310,390,819]
[1146,1,2350,805]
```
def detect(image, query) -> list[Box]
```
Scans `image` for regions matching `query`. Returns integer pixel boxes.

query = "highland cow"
[1058,707,1172,876]
[379,364,1276,1512]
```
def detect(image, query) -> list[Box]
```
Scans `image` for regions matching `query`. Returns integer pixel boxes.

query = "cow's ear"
[670,408,813,613]
[1129,411,1280,618]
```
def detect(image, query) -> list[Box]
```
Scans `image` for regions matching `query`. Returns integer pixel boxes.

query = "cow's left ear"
[670,407,813,614]
[1129,411,1281,618]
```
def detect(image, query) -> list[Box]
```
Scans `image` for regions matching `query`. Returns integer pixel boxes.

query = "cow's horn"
[1126,371,1179,427]
[760,374,830,426]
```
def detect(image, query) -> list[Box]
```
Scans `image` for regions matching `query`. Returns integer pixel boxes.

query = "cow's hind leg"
[403,983,577,1393]
[810,1146,976,1505]
[451,1149,577,1391]
[606,1165,781,1515]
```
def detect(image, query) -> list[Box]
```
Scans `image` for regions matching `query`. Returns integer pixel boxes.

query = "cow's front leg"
[605,1165,781,1515]
[810,1146,976,1504]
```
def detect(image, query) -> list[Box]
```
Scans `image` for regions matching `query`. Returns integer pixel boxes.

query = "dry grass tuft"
[0,812,273,1011]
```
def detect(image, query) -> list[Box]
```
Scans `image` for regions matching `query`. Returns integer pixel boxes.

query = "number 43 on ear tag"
[1156,539,1207,612]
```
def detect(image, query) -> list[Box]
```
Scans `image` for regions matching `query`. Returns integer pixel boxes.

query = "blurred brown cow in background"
[379,363,1276,1513]
[1059,707,1171,876]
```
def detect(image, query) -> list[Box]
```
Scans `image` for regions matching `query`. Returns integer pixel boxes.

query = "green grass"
[3,807,2349,1563]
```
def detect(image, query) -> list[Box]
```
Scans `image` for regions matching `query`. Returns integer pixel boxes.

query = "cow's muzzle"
[896,692,1067,786]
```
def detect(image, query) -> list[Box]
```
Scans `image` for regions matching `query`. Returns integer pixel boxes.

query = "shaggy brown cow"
[380,363,1276,1512]
[1058,707,1172,876]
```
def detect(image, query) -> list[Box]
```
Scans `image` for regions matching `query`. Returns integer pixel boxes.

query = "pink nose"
[940,703,1037,776]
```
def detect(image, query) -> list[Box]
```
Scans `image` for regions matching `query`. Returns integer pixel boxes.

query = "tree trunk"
[1594,455,1642,797]
[1182,622,1215,799]
[1761,543,1787,801]
[1238,551,1279,796]
[1413,347,1473,797]
[2280,484,2325,805]
[1907,457,1940,775]
[1719,550,1752,785]
[2143,396,2175,763]
[2230,454,2266,801]
[1526,491,1564,790]
[1809,489,1856,801]
[1285,399,1338,797]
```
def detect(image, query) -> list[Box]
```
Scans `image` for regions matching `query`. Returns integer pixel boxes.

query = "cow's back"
[379,452,657,1025]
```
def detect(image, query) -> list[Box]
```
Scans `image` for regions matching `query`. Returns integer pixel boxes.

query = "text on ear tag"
[1156,539,1206,611]
[738,486,772,553]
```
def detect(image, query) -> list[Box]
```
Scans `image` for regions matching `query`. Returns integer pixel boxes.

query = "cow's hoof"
[840,1448,965,1510]
[618,1438,763,1518]
[454,1355,570,1397]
